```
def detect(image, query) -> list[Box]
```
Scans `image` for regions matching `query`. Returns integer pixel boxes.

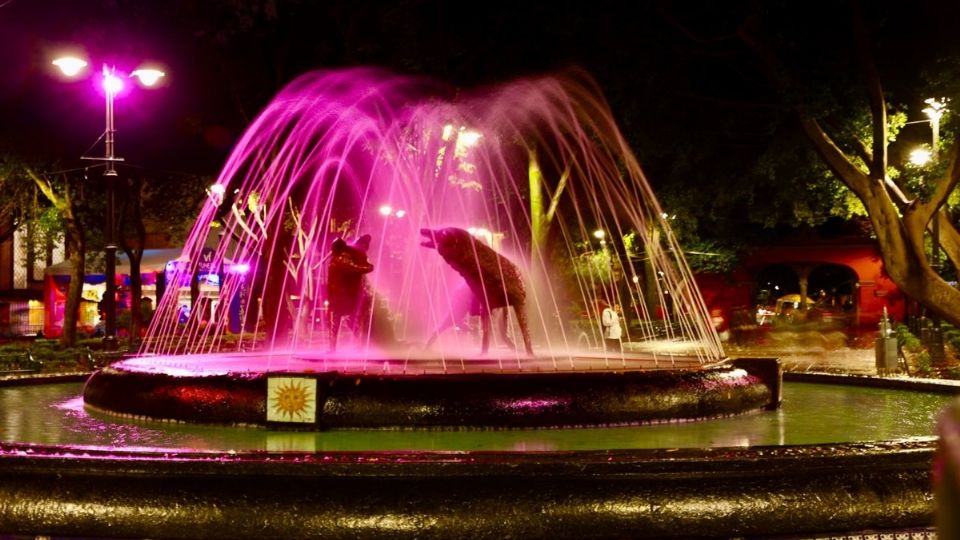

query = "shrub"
[916,351,933,377]
[895,324,923,353]
[946,328,960,352]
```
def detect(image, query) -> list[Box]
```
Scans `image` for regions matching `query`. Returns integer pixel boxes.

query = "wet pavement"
[726,343,879,375]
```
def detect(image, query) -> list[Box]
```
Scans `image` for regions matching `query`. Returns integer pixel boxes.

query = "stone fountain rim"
[0,370,946,539]
[0,368,949,464]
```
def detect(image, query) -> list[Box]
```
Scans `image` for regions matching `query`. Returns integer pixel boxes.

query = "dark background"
[3,0,959,239]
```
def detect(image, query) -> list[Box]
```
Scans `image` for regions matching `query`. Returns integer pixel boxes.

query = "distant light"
[924,97,948,121]
[379,205,393,216]
[909,148,932,166]
[631,275,640,284]
[132,68,165,87]
[208,183,226,205]
[593,229,606,240]
[467,227,493,246]
[102,68,124,94]
[228,263,250,274]
[661,212,669,219]
[459,130,482,148]
[441,124,455,141]
[394,209,406,218]
[52,56,88,77]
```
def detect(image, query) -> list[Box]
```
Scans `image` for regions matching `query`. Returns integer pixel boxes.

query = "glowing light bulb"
[441,124,455,141]
[379,205,393,216]
[909,148,932,166]
[102,69,124,94]
[52,56,88,77]
[458,129,482,147]
[132,68,165,87]
[923,97,948,121]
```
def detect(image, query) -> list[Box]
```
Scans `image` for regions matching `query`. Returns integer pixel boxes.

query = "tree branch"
[916,138,960,223]
[852,0,887,179]
[796,117,872,198]
[822,116,873,166]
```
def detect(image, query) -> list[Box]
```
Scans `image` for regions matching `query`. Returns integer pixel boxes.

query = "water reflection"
[0,383,949,453]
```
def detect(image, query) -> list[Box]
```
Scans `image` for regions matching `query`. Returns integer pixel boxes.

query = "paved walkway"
[726,344,878,376]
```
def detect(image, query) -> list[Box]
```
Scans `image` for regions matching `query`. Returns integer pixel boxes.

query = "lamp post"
[53,56,165,349]
[593,228,615,303]
[910,98,949,363]
[926,98,948,364]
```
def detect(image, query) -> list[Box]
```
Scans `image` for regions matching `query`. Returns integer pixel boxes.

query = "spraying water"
[142,67,722,368]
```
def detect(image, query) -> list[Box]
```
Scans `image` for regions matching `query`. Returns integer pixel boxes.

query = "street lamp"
[923,97,948,161]
[593,229,606,245]
[52,55,165,349]
[923,98,948,274]
[910,97,949,363]
[909,148,932,166]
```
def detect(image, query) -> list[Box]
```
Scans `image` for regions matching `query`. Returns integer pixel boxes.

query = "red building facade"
[697,239,905,332]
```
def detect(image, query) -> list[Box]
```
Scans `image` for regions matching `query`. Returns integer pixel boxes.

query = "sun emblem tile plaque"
[267,377,317,423]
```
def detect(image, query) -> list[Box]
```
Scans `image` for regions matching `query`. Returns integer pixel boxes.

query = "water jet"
[0,69,948,538]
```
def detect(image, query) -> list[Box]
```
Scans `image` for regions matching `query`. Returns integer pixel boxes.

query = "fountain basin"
[0,439,936,540]
[0,369,952,538]
[82,356,781,429]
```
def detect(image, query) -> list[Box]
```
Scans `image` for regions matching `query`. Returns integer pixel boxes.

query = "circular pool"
[0,372,953,539]
[1,380,950,452]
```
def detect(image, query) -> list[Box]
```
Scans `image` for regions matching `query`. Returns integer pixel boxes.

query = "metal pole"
[930,112,944,364]
[103,66,118,350]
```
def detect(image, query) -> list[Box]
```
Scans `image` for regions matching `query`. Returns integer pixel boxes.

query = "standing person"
[602,302,622,352]
[711,308,730,342]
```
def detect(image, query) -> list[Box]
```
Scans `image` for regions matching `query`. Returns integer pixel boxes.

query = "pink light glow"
[228,263,251,274]
[139,68,723,363]
[102,68,124,94]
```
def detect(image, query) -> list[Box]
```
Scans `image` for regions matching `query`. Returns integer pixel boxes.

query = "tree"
[117,171,209,345]
[0,155,91,346]
[734,1,960,327]
[25,169,89,347]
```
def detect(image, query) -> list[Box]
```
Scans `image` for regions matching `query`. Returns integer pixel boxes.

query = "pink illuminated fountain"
[83,68,779,429]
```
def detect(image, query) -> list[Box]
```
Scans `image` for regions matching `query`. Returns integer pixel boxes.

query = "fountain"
[0,68,951,538]
[83,66,779,429]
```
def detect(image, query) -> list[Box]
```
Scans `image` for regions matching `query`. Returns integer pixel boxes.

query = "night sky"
[3,1,960,211]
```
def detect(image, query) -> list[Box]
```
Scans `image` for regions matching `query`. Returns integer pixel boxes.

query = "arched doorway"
[754,262,859,328]
[754,264,799,324]
[807,263,859,327]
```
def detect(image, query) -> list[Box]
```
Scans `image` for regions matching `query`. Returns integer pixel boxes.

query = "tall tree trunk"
[739,6,960,329]
[62,239,85,347]
[28,170,85,347]
[119,176,147,346]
